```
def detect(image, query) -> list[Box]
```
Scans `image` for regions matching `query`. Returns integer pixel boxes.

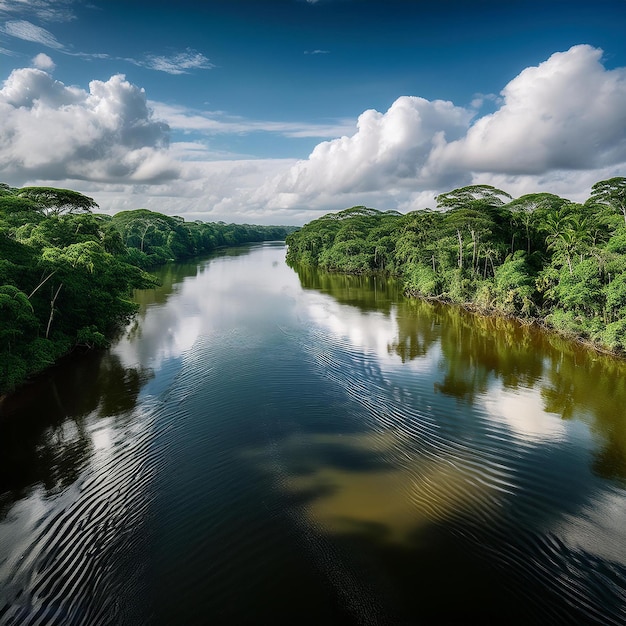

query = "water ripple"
[0,402,160,626]
[291,320,626,624]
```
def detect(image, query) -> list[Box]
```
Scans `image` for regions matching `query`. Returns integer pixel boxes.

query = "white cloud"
[0,0,75,22]
[2,44,626,226]
[32,52,55,70]
[74,157,300,223]
[247,95,472,211]
[0,67,82,107]
[465,167,626,206]
[0,19,64,49]
[469,92,500,110]
[232,44,626,216]
[139,49,214,75]
[0,68,179,184]
[150,101,356,139]
[440,45,626,174]
[68,49,214,75]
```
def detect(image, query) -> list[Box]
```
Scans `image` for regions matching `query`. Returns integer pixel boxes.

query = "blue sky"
[1,0,626,224]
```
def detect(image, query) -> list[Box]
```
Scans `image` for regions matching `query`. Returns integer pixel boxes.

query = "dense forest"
[286,177,626,355]
[0,183,292,395]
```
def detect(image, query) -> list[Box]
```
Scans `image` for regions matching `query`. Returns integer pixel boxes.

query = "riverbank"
[451,297,625,360]
[403,284,623,358]
[1,183,295,397]
[285,184,626,358]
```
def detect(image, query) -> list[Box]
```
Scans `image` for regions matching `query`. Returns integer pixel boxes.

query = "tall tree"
[505,193,568,254]
[436,184,512,211]
[589,177,626,225]
[16,187,98,216]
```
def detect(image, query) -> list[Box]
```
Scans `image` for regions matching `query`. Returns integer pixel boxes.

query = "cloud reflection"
[481,385,568,444]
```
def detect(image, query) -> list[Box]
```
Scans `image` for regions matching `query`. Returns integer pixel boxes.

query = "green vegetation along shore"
[0,183,294,395]
[286,177,626,356]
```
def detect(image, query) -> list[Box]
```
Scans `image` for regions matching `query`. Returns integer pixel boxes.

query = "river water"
[1,241,625,625]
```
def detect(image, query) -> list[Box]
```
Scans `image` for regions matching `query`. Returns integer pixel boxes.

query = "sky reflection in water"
[1,242,625,625]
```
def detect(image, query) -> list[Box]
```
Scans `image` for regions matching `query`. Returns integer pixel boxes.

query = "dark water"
[1,242,626,625]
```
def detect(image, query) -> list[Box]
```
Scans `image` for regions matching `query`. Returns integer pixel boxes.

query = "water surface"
[1,242,625,625]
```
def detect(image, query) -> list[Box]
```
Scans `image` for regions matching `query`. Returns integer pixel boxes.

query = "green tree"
[16,187,98,216]
[590,177,626,225]
[394,210,442,269]
[505,193,567,255]
[437,185,512,275]
[436,184,512,211]
[0,285,39,351]
[0,195,46,228]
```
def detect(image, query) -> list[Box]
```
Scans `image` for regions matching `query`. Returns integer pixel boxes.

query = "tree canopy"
[590,177,626,225]
[16,187,99,215]
[0,183,294,395]
[286,176,626,355]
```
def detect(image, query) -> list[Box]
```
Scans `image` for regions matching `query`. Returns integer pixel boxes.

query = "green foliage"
[548,259,603,316]
[590,177,626,224]
[493,254,536,315]
[15,187,98,215]
[286,206,402,271]
[404,263,442,297]
[111,209,291,266]
[0,285,39,348]
[505,193,568,255]
[605,229,626,255]
[319,238,372,273]
[0,195,46,228]
[0,182,293,394]
[436,184,512,210]
[121,247,152,269]
[0,230,35,268]
[76,325,108,349]
[545,308,604,340]
[604,273,626,321]
[286,178,626,356]
[598,318,626,351]
[443,268,475,303]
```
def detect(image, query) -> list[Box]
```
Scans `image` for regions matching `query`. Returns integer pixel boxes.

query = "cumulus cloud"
[73,157,300,224]
[3,44,626,226]
[440,45,626,174]
[239,44,626,215]
[253,95,472,209]
[32,52,55,70]
[0,68,179,184]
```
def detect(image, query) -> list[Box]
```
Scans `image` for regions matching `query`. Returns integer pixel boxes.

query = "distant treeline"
[0,183,294,394]
[286,178,626,355]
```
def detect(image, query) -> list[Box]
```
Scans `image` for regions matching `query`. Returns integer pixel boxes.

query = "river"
[1,241,625,625]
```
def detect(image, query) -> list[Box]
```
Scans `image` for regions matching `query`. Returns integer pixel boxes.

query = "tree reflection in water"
[294,260,626,487]
[0,350,152,520]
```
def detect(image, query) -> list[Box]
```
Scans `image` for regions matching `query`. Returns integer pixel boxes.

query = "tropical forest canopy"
[286,177,626,354]
[0,183,293,394]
